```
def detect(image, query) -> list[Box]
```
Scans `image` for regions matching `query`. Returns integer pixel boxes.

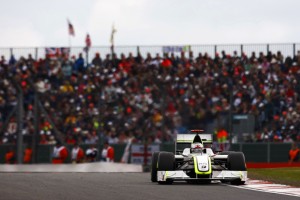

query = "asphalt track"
[0,173,298,200]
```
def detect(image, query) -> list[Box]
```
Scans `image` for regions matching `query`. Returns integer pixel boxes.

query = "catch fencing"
[1,43,300,61]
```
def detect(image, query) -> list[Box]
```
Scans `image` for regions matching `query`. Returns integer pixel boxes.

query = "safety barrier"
[0,162,142,172]
[0,142,294,164]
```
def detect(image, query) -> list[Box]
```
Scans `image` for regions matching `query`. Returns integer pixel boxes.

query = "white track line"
[229,179,300,197]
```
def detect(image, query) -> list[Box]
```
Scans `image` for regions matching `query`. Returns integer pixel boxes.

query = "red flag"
[68,20,75,36]
[85,34,91,48]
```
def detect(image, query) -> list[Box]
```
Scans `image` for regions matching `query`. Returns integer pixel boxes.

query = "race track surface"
[0,173,298,200]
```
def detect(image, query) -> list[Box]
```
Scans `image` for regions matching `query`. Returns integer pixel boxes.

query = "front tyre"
[227,152,246,185]
[157,152,175,184]
[151,152,160,182]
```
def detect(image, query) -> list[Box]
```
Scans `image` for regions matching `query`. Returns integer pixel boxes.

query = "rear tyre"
[227,152,246,185]
[151,152,160,182]
[157,152,175,184]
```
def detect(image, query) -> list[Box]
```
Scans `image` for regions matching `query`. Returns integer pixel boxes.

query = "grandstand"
[0,44,299,163]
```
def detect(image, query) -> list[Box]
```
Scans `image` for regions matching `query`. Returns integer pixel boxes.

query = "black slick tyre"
[157,152,175,184]
[151,152,160,182]
[227,152,246,185]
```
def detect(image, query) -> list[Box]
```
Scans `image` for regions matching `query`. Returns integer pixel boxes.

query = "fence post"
[32,92,39,163]
[137,46,140,55]
[86,49,89,67]
[293,43,296,58]
[240,44,243,57]
[228,77,233,146]
[214,45,217,57]
[17,89,24,164]
[267,44,270,54]
[10,48,13,58]
[35,47,38,60]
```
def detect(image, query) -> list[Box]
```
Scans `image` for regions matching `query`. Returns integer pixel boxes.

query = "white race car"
[151,130,247,185]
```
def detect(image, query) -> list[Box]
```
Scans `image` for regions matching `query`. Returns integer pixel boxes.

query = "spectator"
[61,60,73,78]
[71,143,84,163]
[101,141,114,162]
[216,128,229,151]
[289,142,299,163]
[52,140,68,164]
[85,144,98,162]
[23,146,32,164]
[1,48,300,146]
[84,132,98,144]
[0,55,7,66]
[74,53,85,73]
[9,55,16,65]
[5,147,15,164]
[91,52,102,67]
[26,53,35,67]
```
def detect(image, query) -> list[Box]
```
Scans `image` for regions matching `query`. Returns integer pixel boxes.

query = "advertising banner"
[162,45,190,53]
[130,144,160,165]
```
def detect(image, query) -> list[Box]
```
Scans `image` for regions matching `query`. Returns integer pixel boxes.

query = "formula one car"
[151,130,247,185]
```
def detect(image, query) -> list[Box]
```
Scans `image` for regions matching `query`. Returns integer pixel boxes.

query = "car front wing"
[157,170,247,182]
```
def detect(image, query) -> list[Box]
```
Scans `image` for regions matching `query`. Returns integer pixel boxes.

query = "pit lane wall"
[0,143,294,164]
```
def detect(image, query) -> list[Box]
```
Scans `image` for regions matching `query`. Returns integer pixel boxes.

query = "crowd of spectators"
[0,48,300,145]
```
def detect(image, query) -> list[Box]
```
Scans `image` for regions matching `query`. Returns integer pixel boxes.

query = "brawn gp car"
[151,130,247,185]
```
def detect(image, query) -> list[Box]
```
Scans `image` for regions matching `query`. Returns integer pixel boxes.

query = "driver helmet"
[191,142,203,153]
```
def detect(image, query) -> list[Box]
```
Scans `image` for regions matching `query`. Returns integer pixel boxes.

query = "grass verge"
[248,167,300,187]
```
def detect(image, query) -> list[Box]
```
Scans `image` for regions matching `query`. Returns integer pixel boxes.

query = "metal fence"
[1,43,300,62]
